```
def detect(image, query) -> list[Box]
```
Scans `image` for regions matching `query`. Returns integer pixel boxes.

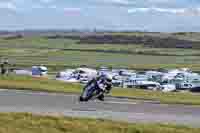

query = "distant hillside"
[1,30,200,49]
[45,33,200,49]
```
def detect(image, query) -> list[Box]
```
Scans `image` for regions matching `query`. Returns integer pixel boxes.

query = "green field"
[1,75,200,105]
[0,112,199,133]
[1,36,200,72]
[1,34,200,105]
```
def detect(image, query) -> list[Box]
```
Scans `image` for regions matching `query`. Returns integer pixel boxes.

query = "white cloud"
[176,8,200,16]
[128,8,151,13]
[40,0,55,3]
[147,0,171,4]
[109,0,130,5]
[64,7,81,11]
[94,0,131,5]
[128,7,200,16]
[0,1,17,11]
[64,7,82,13]
[93,0,182,7]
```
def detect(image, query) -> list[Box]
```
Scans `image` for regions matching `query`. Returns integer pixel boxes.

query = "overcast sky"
[0,0,200,32]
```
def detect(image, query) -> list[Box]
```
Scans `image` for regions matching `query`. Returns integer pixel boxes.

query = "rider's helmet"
[104,74,112,85]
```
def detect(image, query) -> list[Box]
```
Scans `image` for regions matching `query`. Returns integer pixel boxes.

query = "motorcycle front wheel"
[79,81,97,102]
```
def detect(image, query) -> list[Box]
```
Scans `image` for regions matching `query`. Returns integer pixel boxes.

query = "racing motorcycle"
[79,78,107,102]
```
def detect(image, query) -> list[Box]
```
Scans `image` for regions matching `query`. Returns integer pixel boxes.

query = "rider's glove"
[105,87,111,94]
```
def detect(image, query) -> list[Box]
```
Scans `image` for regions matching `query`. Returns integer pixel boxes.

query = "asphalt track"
[0,89,200,127]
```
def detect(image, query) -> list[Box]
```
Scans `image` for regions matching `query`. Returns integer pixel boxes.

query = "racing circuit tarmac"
[0,89,200,127]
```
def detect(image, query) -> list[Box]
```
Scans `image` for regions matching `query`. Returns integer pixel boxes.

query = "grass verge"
[0,75,200,105]
[0,112,199,133]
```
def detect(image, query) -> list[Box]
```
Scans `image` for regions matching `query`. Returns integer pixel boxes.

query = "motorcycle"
[79,78,106,102]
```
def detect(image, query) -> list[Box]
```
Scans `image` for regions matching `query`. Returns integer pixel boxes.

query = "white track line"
[105,101,138,105]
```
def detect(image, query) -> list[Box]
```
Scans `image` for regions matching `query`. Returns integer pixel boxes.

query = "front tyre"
[79,81,97,102]
[79,96,87,102]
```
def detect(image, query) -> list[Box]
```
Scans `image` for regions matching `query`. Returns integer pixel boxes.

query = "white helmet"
[104,74,112,83]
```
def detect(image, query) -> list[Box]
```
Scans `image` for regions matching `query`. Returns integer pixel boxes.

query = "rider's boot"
[97,94,104,101]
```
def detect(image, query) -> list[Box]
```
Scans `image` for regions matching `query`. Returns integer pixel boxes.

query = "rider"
[95,73,113,101]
